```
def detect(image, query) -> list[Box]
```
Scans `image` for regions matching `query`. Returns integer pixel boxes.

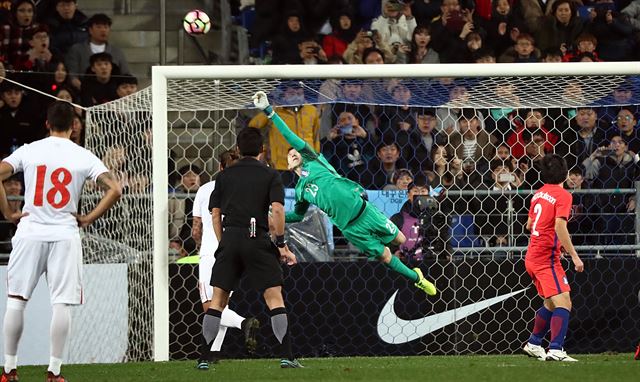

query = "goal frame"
[150,62,640,361]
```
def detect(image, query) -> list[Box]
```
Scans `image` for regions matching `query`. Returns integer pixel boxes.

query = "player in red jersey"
[522,154,584,362]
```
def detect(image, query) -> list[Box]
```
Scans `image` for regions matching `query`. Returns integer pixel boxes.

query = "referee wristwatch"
[275,234,287,248]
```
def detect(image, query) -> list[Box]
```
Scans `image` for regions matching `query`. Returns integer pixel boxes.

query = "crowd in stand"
[0,0,138,161]
[247,0,640,64]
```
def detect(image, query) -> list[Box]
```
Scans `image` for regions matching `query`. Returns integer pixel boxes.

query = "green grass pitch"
[15,354,637,381]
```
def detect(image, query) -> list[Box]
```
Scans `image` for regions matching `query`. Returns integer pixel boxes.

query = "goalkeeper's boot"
[523,342,547,359]
[634,343,640,360]
[45,372,66,382]
[545,349,578,362]
[241,317,260,354]
[1,369,18,382]
[413,268,437,296]
[280,359,304,368]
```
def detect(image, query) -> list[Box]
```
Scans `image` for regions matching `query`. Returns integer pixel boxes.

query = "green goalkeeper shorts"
[341,202,399,259]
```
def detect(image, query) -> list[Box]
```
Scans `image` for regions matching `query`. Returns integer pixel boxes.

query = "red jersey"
[525,184,572,263]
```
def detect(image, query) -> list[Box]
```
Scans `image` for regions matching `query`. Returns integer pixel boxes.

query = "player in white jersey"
[0,102,122,382]
[191,149,258,369]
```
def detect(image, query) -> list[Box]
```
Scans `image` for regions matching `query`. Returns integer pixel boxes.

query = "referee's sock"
[202,309,222,347]
[270,307,294,361]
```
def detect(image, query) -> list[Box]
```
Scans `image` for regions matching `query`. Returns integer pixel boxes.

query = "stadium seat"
[450,215,483,248]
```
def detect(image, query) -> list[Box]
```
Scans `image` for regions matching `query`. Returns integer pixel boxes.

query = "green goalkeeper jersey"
[265,109,365,229]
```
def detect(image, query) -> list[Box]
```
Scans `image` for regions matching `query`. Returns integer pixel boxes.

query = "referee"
[199,128,302,368]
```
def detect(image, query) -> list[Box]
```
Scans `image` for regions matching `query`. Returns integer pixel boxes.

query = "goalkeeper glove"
[252,91,274,117]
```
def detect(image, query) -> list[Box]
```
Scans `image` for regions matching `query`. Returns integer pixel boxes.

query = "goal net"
[79,63,640,362]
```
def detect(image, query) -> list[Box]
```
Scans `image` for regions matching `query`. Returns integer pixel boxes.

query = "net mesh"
[81,72,640,360]
[83,88,154,361]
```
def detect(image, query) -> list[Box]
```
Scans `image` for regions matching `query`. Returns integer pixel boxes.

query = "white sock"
[220,307,244,330]
[48,304,71,375]
[3,298,27,372]
[210,326,228,352]
[48,357,63,376]
[3,355,17,374]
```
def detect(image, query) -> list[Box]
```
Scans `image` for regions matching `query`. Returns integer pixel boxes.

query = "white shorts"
[6,236,84,305]
[198,255,216,303]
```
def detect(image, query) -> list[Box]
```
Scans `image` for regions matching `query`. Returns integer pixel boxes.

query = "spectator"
[361,139,407,190]
[587,4,634,61]
[248,81,320,186]
[45,0,88,56]
[514,0,552,35]
[343,29,395,64]
[70,113,84,146]
[541,47,563,62]
[535,0,584,54]
[297,36,328,64]
[446,109,497,175]
[430,0,486,63]
[0,81,45,150]
[65,13,130,90]
[430,144,460,188]
[80,52,119,106]
[371,0,417,47]
[608,106,640,154]
[14,24,58,71]
[395,24,440,63]
[435,83,483,135]
[486,0,519,57]
[0,173,22,253]
[115,74,138,98]
[0,0,40,70]
[412,0,443,26]
[566,106,606,169]
[101,144,128,188]
[270,11,306,64]
[565,167,597,245]
[410,108,445,173]
[582,134,636,245]
[384,168,414,190]
[321,109,375,184]
[477,160,516,247]
[53,85,82,117]
[498,32,540,62]
[622,0,640,58]
[47,60,73,94]
[168,164,202,257]
[322,79,376,139]
[562,32,601,61]
[322,9,357,58]
[473,48,496,62]
[362,46,387,64]
[506,108,559,158]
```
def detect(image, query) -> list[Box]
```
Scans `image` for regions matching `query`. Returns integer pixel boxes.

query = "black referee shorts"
[210,228,283,292]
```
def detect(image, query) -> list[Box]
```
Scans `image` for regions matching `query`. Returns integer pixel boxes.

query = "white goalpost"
[149,62,640,361]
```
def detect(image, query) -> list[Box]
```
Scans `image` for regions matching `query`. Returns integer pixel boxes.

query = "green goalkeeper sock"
[387,256,419,283]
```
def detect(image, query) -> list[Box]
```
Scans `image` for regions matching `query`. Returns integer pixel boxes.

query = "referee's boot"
[241,317,260,354]
[280,359,304,368]
[413,268,437,296]
[0,369,18,382]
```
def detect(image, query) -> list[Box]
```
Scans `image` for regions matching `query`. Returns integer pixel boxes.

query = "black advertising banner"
[169,258,640,359]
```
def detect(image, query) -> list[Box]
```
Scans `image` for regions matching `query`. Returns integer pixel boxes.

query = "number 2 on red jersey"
[531,203,542,237]
[33,165,72,209]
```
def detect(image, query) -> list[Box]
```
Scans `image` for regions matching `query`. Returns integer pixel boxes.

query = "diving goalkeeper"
[252,91,436,296]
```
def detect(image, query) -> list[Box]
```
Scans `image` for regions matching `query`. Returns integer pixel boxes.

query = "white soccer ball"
[183,9,211,35]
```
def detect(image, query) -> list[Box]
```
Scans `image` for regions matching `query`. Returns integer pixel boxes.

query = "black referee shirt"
[209,157,285,232]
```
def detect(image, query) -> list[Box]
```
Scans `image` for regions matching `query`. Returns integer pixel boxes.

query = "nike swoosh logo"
[377,288,528,344]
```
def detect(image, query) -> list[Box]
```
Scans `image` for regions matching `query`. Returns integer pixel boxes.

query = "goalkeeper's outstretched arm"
[252,91,312,153]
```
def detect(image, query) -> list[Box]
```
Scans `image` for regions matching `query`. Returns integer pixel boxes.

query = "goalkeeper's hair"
[236,128,263,157]
[47,101,75,132]
[540,154,568,185]
[219,149,239,170]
